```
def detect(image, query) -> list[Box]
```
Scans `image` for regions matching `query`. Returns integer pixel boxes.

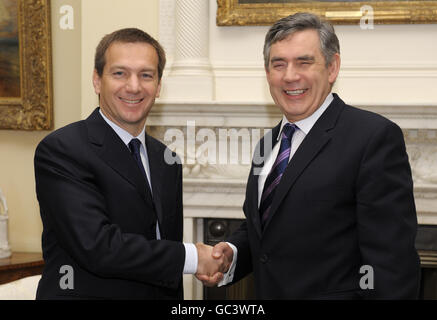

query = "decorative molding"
[216,0,437,26]
[161,0,213,100]
[404,129,437,143]
[211,61,437,79]
[415,184,437,225]
[405,130,437,186]
[182,163,250,180]
[150,102,280,127]
[409,147,437,185]
[147,104,437,224]
[150,101,437,128]
[181,178,437,223]
[183,179,246,219]
[174,0,209,61]
[208,61,437,104]
[171,0,211,75]
[418,250,437,267]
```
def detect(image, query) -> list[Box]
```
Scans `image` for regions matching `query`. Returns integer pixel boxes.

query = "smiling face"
[266,29,340,122]
[93,41,161,136]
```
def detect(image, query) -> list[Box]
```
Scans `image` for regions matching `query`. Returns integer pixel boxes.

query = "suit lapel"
[86,108,153,204]
[249,123,281,238]
[262,95,345,232]
[145,134,165,233]
[247,168,262,238]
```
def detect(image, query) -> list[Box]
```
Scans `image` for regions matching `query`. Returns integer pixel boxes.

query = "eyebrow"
[296,55,315,62]
[109,65,157,73]
[270,57,287,64]
[270,55,316,64]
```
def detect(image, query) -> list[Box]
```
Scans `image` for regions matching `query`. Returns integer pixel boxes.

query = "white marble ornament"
[0,188,11,259]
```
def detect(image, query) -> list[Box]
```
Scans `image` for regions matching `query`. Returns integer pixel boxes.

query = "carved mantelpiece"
[148,101,437,226]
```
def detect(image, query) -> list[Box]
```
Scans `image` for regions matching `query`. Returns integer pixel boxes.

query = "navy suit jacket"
[34,108,185,299]
[227,94,420,299]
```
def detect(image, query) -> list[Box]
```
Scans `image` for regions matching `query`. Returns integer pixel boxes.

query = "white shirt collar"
[277,93,334,140]
[98,108,146,148]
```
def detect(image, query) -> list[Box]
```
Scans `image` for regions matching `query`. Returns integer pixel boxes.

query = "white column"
[161,0,214,101]
[158,0,175,65]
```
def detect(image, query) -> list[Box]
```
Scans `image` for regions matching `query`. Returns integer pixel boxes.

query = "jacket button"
[260,254,268,264]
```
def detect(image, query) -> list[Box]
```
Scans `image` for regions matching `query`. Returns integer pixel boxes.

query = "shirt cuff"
[183,243,198,274]
[218,242,237,287]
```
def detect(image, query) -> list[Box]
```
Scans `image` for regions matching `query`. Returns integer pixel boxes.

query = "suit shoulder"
[36,120,87,152]
[146,134,167,151]
[341,103,401,133]
[147,134,183,168]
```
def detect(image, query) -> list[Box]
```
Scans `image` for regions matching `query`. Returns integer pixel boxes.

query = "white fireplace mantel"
[148,101,437,225]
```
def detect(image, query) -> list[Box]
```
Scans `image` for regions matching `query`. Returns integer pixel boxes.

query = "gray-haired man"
[199,12,420,299]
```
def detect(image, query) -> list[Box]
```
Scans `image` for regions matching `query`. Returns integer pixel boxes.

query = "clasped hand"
[195,242,233,287]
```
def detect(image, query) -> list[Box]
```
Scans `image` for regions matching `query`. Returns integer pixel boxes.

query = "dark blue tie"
[129,138,156,239]
[129,138,152,193]
[259,123,296,228]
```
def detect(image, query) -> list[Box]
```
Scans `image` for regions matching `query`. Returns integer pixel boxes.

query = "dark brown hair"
[94,28,166,80]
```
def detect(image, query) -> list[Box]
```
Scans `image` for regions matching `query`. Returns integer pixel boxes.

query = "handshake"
[194,242,233,287]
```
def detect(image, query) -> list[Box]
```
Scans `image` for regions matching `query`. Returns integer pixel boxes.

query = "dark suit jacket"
[34,108,185,299]
[227,94,420,299]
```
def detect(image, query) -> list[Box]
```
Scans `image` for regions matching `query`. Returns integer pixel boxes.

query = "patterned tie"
[259,123,296,228]
[128,138,152,193]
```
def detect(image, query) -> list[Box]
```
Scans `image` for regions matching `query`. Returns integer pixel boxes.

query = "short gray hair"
[263,12,340,70]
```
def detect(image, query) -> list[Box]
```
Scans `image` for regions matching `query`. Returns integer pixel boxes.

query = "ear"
[92,69,101,95]
[327,53,341,84]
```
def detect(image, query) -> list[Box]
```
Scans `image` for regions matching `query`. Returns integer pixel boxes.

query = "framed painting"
[0,0,52,130]
[217,0,437,25]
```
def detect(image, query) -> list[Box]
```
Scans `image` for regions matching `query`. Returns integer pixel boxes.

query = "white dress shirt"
[99,109,198,274]
[219,93,334,286]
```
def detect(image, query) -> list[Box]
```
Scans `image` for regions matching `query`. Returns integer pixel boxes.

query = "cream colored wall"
[80,0,159,119]
[0,131,46,252]
[0,0,82,252]
[206,0,437,106]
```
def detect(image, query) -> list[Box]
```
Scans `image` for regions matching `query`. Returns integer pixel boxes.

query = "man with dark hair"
[202,13,420,299]
[34,28,224,299]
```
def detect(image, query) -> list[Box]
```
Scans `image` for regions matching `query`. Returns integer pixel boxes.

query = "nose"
[283,65,300,83]
[125,75,141,93]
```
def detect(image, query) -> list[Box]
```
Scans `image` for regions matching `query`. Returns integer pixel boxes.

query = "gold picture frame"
[0,0,52,130]
[217,0,437,26]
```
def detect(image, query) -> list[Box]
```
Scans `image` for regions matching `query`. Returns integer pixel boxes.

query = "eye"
[272,63,286,69]
[141,73,153,79]
[299,60,314,66]
[112,71,124,77]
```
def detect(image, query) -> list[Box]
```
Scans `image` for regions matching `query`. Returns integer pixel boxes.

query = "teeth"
[285,89,306,96]
[120,98,142,104]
